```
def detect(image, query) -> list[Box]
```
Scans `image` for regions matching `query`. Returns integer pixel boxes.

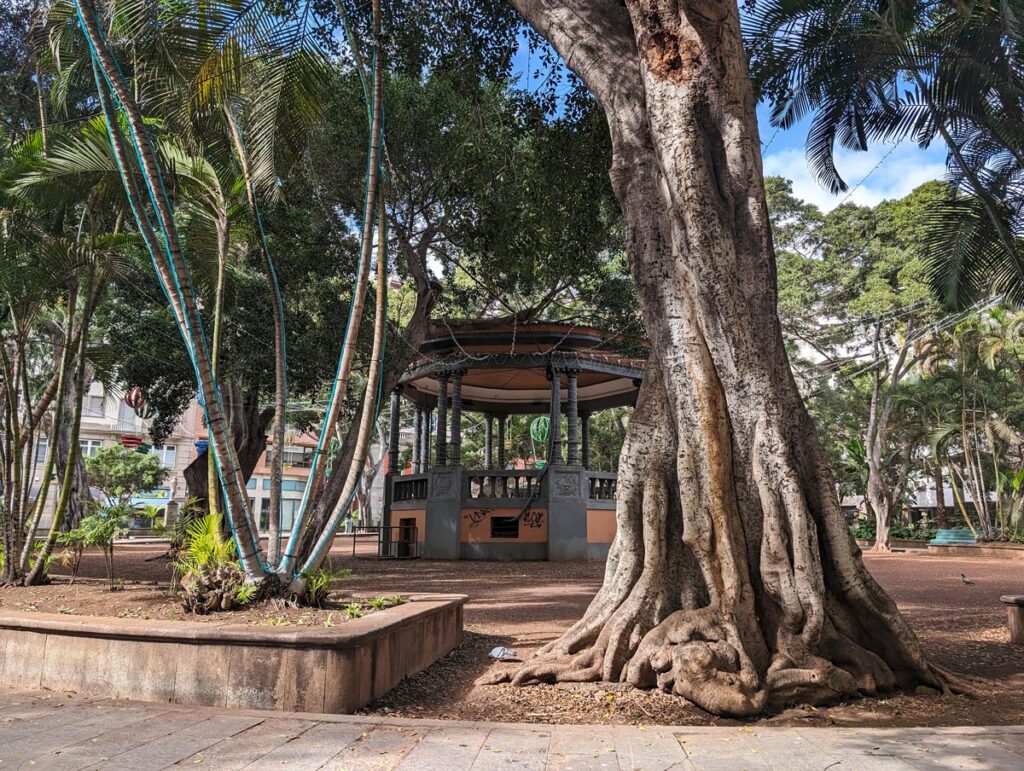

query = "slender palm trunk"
[207,215,229,520]
[278,0,384,576]
[18,281,79,572]
[224,109,285,564]
[933,459,948,529]
[76,0,265,578]
[26,269,97,585]
[305,1,383,494]
[0,342,24,583]
[297,195,388,578]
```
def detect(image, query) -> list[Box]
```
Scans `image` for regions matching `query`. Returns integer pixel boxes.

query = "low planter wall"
[0,593,466,714]
[927,542,1024,561]
[855,539,930,550]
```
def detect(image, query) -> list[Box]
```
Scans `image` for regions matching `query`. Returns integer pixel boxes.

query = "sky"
[756,106,949,212]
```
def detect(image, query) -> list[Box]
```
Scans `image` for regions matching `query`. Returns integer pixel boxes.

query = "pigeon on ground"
[960,573,975,585]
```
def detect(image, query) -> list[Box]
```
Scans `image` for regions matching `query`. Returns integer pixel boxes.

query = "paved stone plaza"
[0,688,1022,769]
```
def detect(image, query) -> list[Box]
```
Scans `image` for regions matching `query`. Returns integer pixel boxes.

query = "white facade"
[30,383,204,527]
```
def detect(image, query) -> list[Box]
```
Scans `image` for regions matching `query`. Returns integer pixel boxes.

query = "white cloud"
[762,142,948,211]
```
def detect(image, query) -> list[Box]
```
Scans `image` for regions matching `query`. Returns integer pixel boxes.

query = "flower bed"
[0,591,466,713]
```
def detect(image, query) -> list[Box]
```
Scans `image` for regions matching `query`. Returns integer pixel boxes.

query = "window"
[285,447,314,468]
[84,394,105,417]
[268,447,315,468]
[283,498,299,531]
[151,444,177,469]
[258,498,271,530]
[118,400,136,425]
[79,439,102,457]
[34,438,48,464]
[258,499,298,532]
[490,516,519,539]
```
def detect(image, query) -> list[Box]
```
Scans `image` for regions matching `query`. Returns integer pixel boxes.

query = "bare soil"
[10,537,1024,726]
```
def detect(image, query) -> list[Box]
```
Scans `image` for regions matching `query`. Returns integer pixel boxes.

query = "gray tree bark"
[54,358,93,531]
[183,382,274,512]
[495,0,965,716]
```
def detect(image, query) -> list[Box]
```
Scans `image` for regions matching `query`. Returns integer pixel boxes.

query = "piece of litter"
[489,646,520,661]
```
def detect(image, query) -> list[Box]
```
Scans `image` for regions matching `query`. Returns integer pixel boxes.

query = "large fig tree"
[497,0,964,716]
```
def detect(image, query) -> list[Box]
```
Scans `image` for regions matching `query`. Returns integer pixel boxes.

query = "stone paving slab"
[0,689,1023,770]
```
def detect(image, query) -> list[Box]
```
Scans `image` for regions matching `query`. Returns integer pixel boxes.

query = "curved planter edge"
[0,593,467,714]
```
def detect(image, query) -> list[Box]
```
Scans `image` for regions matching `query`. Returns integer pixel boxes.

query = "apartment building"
[31,383,393,530]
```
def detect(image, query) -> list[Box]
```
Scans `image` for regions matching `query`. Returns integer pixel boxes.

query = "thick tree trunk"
[183,383,274,512]
[499,0,963,717]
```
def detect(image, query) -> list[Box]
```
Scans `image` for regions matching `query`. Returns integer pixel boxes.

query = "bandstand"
[382,319,645,561]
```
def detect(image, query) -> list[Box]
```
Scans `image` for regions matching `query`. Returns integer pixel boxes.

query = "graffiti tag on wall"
[463,509,547,529]
[464,508,491,527]
[523,510,545,528]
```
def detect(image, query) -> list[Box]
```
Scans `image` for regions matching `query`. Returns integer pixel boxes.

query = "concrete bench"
[1001,595,1024,644]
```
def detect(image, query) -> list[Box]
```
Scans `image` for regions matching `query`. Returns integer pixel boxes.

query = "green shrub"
[175,514,249,613]
[63,505,130,589]
[300,562,352,608]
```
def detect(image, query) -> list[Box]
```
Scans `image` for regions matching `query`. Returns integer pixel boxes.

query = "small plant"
[264,616,291,626]
[388,594,406,606]
[175,514,248,613]
[369,596,388,610]
[299,562,352,608]
[323,613,335,627]
[57,531,88,584]
[234,584,258,606]
[64,505,130,589]
[344,602,363,619]
[28,540,56,579]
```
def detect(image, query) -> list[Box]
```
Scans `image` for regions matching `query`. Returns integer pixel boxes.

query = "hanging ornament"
[530,416,550,443]
[125,386,145,410]
[136,402,156,420]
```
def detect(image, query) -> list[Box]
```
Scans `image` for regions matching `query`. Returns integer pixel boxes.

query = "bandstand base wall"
[386,466,617,561]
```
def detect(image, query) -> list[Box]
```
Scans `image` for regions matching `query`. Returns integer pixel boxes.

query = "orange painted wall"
[586,509,616,544]
[391,509,426,541]
[460,507,548,543]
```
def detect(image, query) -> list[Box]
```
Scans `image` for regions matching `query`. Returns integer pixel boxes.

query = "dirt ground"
[6,536,1024,727]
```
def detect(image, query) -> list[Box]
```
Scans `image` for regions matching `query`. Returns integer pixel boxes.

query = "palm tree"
[747,0,1024,307]
[64,0,391,584]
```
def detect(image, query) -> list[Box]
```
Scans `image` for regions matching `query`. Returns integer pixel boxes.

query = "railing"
[467,470,541,500]
[375,525,421,559]
[393,474,429,502]
[588,472,617,501]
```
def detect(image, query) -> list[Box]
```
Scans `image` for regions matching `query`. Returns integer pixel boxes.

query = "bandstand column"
[580,410,592,470]
[549,368,562,463]
[421,408,432,472]
[412,408,423,473]
[497,414,507,468]
[566,369,580,466]
[450,370,464,465]
[484,414,494,469]
[435,373,448,466]
[388,390,401,473]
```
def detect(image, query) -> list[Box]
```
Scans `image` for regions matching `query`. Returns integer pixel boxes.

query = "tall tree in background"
[747,0,1024,308]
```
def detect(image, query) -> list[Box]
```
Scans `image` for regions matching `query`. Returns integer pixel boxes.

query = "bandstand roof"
[397,319,646,415]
